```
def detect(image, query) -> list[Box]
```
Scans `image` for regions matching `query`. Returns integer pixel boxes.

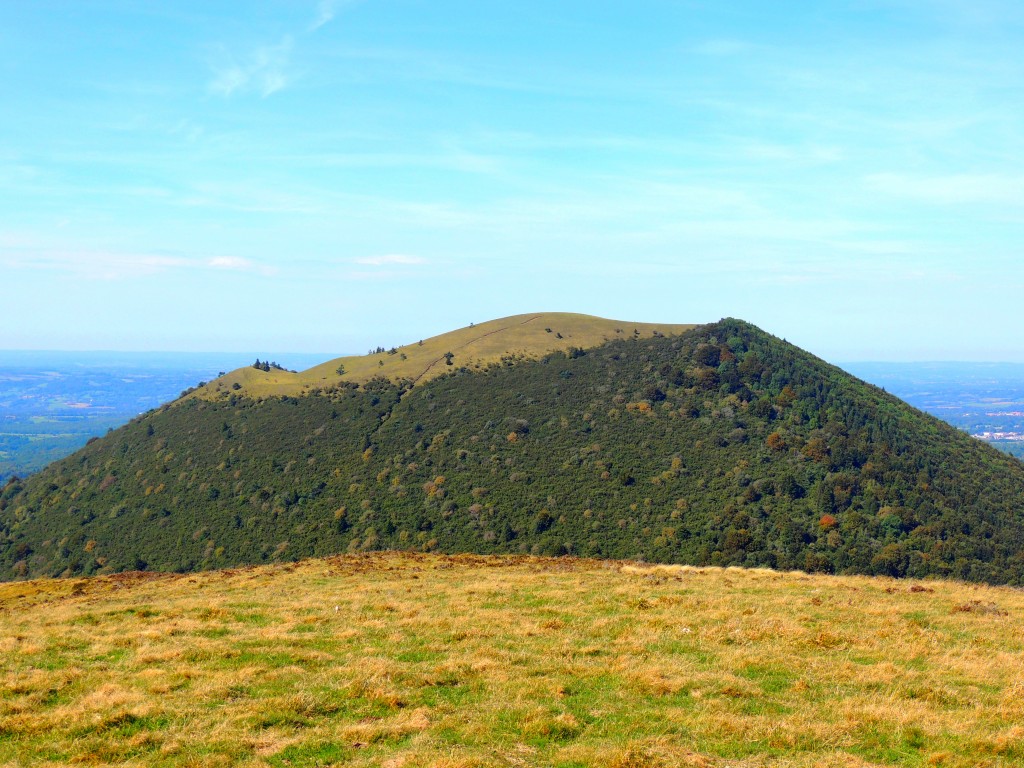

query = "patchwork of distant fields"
[1,354,1021,483]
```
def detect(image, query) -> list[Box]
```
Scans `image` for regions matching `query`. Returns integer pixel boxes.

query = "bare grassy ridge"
[2,554,1023,767]
[196,313,696,399]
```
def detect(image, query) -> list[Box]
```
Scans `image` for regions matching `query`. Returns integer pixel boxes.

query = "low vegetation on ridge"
[1,553,1022,767]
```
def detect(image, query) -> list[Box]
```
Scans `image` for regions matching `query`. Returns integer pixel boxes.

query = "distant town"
[973,431,1024,442]
[972,412,1024,441]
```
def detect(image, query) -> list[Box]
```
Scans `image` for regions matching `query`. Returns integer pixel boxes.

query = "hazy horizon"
[4,348,1024,367]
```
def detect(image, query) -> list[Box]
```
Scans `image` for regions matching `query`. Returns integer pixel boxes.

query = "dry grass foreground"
[1,554,1023,767]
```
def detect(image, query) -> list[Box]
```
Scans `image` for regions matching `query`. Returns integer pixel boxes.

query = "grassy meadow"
[1,553,1023,767]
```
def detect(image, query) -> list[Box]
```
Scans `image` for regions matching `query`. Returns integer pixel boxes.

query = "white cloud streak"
[1,238,276,280]
[207,0,358,97]
[207,256,278,275]
[310,0,339,31]
[353,254,427,266]
[693,39,751,56]
[2,249,188,280]
[864,173,1024,206]
[208,37,293,97]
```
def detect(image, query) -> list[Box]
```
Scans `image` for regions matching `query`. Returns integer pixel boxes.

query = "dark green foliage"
[3,320,1024,584]
[252,359,292,372]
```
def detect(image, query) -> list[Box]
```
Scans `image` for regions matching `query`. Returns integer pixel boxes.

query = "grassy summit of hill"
[197,313,696,399]
[1,552,1022,767]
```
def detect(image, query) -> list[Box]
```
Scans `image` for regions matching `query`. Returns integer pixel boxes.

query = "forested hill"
[3,319,1024,584]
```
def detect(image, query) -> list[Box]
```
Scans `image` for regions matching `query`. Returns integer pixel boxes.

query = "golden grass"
[2,553,1023,767]
[194,313,697,400]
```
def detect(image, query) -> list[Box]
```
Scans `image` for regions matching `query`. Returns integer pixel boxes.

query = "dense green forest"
[3,319,1024,584]
[995,442,1024,460]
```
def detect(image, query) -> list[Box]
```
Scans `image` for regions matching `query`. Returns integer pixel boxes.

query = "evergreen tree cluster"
[252,359,293,373]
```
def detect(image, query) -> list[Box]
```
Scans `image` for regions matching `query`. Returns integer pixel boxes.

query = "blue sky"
[2,1,1022,361]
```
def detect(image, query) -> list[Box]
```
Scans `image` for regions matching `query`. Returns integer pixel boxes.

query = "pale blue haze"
[2,1,1023,360]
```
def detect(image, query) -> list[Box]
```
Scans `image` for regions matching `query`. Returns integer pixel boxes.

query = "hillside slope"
[2,553,1024,767]
[3,318,1024,583]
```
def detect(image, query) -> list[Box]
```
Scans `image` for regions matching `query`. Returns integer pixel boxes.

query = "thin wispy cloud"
[208,36,293,97]
[344,269,420,281]
[693,39,751,56]
[865,173,1024,207]
[1,238,278,281]
[310,0,339,31]
[354,254,427,266]
[892,0,1024,28]
[177,182,326,215]
[737,141,844,164]
[208,256,250,269]
[206,0,358,97]
[207,256,278,276]
[2,248,189,280]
